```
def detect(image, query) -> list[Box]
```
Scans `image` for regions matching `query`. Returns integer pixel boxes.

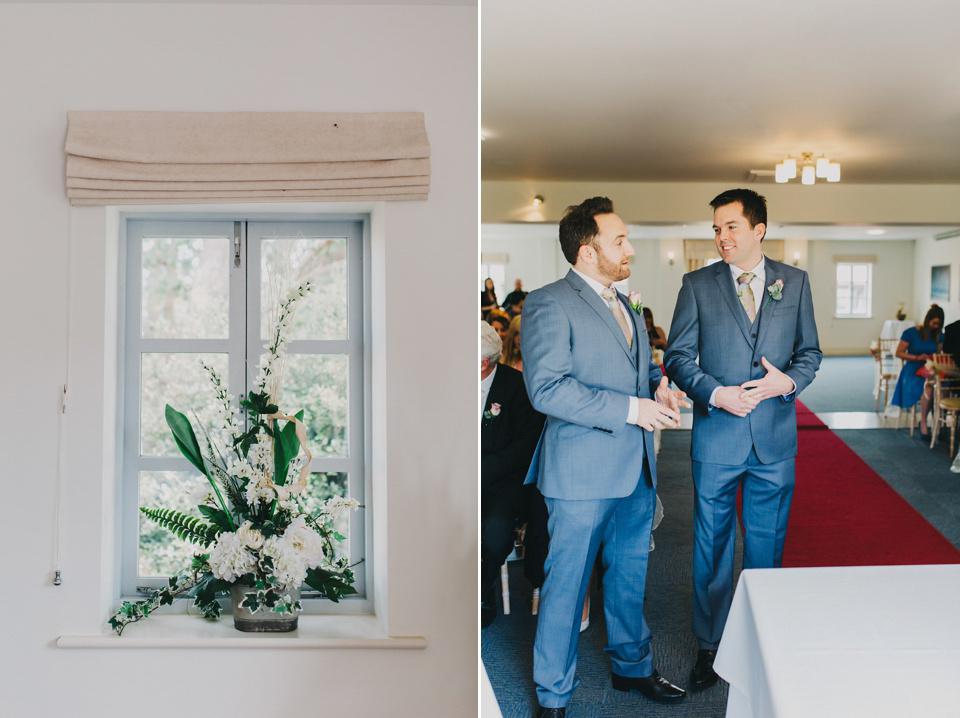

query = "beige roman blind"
[65,111,430,205]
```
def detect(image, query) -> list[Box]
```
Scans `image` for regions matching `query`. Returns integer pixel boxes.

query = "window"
[120,218,368,607]
[835,262,873,318]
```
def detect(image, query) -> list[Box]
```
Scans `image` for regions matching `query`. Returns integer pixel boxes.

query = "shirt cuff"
[782,377,797,398]
[628,396,640,425]
[708,387,720,408]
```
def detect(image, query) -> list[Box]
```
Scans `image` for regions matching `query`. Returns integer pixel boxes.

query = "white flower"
[236,521,265,550]
[189,485,217,508]
[208,531,257,583]
[319,496,361,516]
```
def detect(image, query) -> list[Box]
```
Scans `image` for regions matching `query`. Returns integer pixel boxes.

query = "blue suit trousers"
[691,447,795,649]
[534,468,656,708]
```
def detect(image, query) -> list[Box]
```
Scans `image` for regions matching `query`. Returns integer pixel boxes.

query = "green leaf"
[304,566,358,602]
[198,505,235,532]
[273,410,304,487]
[140,507,221,547]
[165,405,206,476]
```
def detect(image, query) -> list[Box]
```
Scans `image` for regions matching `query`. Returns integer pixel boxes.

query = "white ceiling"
[481,0,960,185]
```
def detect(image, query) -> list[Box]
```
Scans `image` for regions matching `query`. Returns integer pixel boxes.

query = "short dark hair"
[559,196,615,265]
[710,189,767,236]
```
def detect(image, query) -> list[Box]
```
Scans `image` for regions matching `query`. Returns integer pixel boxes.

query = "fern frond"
[140,507,222,547]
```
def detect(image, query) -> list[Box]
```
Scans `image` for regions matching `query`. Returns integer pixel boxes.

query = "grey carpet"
[796,356,878,413]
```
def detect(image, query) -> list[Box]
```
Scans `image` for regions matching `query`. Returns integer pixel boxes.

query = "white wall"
[0,4,476,717]
[914,235,960,328]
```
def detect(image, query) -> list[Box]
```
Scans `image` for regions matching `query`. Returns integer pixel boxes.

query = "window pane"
[141,236,229,338]
[139,470,209,577]
[852,286,868,315]
[852,264,868,283]
[274,354,348,458]
[300,471,352,562]
[261,236,348,341]
[836,291,851,315]
[140,353,229,456]
[836,264,851,283]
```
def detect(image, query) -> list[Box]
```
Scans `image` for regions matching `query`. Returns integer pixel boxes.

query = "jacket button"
[753,361,759,367]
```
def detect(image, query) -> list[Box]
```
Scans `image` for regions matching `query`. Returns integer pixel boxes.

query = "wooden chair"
[929,355,960,457]
[873,337,900,412]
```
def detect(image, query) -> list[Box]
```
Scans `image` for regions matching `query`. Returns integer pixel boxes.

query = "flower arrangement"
[109,280,358,635]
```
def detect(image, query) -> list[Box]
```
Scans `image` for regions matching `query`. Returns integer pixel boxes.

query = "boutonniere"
[765,279,784,304]
[483,402,502,420]
[628,291,643,315]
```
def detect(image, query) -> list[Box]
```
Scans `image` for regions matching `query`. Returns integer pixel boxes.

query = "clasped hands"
[714,356,794,418]
[634,376,691,431]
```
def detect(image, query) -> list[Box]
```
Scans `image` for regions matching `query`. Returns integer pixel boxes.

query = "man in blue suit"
[664,189,821,689]
[522,197,689,717]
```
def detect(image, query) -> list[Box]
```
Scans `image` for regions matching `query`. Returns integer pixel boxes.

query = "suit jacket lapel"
[755,259,785,348]
[566,271,637,365]
[714,262,755,347]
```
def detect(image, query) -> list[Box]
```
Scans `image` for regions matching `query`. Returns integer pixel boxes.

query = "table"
[714,565,960,718]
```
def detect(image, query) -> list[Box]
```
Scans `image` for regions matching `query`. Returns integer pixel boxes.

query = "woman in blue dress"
[891,304,944,439]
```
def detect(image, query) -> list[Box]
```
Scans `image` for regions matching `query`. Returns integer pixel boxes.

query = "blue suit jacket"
[664,258,821,465]
[521,270,662,500]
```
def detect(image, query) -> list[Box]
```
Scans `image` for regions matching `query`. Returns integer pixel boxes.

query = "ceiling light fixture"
[775,152,840,185]
[532,195,544,207]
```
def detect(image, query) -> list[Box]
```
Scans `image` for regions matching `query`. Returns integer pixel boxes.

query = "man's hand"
[713,386,760,417]
[654,375,691,414]
[634,397,682,431]
[739,357,796,402]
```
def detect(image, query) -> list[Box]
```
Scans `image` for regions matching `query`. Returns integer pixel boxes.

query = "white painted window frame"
[118,212,372,614]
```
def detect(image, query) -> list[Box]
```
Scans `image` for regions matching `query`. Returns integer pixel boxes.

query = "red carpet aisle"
[783,402,960,566]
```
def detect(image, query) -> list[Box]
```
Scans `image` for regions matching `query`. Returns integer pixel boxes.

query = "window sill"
[57,614,426,650]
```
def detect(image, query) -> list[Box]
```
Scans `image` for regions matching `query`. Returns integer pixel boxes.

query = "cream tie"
[601,288,632,348]
[737,272,757,323]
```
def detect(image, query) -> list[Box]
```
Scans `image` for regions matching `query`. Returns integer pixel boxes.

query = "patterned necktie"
[601,288,633,348]
[737,272,757,322]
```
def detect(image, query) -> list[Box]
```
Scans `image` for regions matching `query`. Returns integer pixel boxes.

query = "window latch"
[233,222,242,268]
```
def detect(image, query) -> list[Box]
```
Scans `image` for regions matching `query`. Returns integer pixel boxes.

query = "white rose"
[237,520,265,550]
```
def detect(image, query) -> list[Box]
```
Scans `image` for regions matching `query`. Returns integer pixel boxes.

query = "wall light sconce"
[532,195,544,207]
[667,251,675,266]
[792,251,801,266]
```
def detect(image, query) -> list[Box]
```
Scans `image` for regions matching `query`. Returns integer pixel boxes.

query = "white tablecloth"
[715,565,960,718]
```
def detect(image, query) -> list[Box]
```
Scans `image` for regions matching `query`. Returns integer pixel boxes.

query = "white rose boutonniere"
[483,402,502,420]
[628,291,643,315]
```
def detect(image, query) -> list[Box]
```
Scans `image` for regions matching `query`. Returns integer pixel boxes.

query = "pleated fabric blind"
[65,111,430,205]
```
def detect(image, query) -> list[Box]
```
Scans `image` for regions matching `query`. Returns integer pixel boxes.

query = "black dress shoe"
[690,649,719,689]
[611,670,686,702]
[536,708,565,718]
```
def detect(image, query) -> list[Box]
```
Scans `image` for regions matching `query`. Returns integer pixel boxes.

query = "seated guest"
[642,306,668,351]
[503,279,527,318]
[480,321,545,628]
[481,277,499,319]
[487,310,511,346]
[501,315,523,370]
[892,304,944,439]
